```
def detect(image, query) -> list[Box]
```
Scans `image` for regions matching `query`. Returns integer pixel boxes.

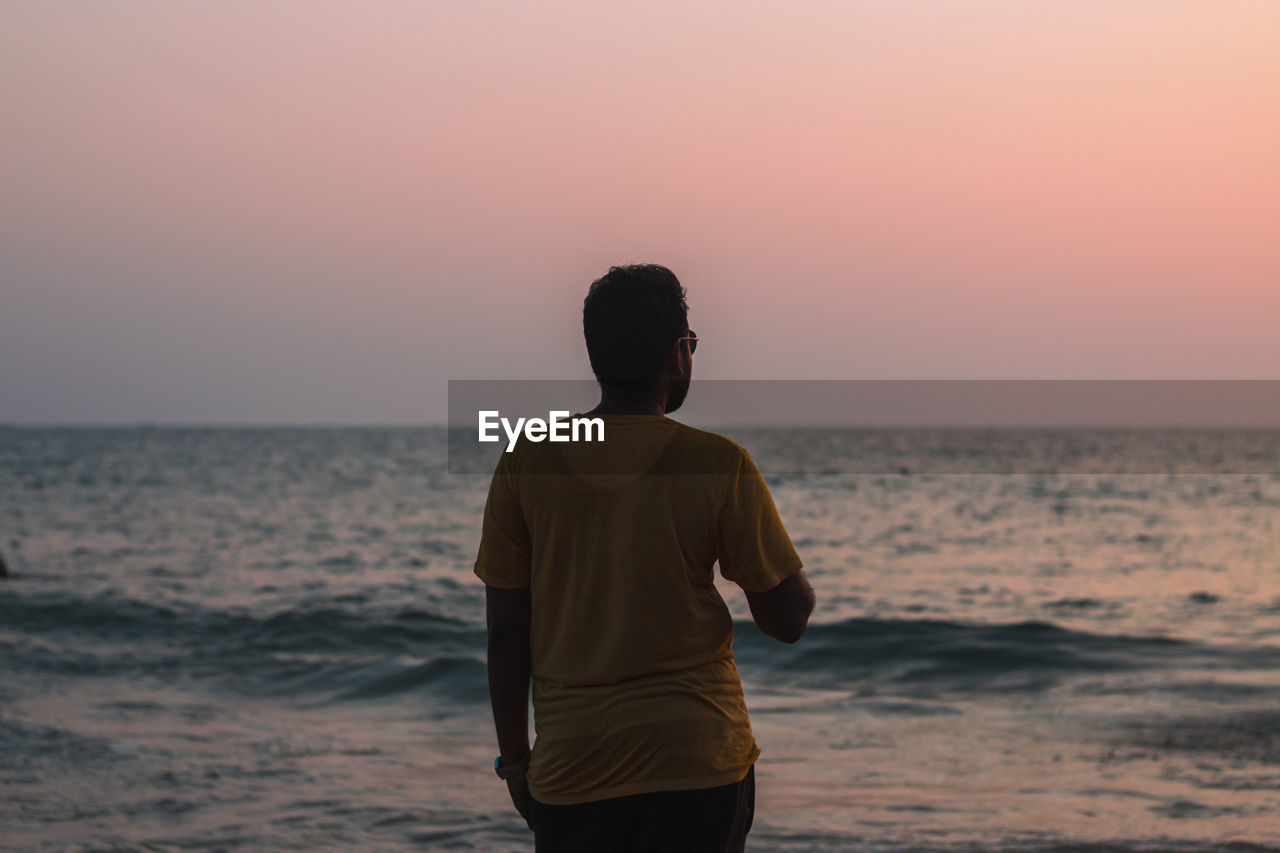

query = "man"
[475,264,814,852]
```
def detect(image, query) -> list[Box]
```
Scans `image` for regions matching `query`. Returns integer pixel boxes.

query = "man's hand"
[506,775,532,828]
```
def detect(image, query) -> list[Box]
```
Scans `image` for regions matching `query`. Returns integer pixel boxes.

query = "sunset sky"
[2,1,1277,424]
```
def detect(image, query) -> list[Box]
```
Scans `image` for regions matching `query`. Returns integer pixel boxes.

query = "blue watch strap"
[494,751,530,779]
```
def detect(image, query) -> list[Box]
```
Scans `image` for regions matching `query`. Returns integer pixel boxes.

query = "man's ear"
[665,340,686,376]
[665,339,687,378]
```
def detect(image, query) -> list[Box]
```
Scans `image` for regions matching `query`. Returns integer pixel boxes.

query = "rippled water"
[2,427,1279,851]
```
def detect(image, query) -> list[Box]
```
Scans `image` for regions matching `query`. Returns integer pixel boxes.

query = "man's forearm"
[487,628,532,762]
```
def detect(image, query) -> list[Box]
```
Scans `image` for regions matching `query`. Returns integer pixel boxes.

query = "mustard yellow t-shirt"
[473,414,802,805]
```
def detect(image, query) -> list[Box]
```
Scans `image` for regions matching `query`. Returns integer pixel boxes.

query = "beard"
[665,373,691,414]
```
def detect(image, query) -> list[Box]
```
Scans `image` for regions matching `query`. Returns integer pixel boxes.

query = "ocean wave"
[0,590,484,702]
[0,590,474,652]
[7,590,1280,703]
[334,655,488,703]
[733,617,1280,696]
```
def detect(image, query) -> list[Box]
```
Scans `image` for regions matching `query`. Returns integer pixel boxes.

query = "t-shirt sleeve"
[715,448,803,593]
[473,449,532,589]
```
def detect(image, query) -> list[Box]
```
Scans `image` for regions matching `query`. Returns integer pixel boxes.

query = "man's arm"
[486,585,533,823]
[744,569,815,644]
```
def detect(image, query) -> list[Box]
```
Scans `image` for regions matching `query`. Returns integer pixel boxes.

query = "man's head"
[583,264,693,412]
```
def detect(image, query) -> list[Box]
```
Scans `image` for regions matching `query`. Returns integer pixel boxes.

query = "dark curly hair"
[583,264,689,384]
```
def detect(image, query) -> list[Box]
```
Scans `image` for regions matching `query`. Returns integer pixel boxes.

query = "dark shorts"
[527,766,755,853]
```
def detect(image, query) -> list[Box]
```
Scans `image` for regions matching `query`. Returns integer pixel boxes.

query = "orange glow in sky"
[2,1,1277,422]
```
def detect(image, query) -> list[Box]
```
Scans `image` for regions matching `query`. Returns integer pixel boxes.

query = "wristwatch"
[494,751,530,780]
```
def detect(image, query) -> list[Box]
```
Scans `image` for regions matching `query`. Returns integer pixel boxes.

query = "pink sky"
[2,1,1277,423]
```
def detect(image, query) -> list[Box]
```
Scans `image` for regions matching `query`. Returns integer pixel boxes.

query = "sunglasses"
[678,331,699,354]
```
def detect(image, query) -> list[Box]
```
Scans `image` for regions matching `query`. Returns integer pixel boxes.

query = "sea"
[2,426,1278,852]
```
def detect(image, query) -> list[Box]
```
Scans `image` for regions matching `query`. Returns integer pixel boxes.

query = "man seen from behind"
[476,264,815,852]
